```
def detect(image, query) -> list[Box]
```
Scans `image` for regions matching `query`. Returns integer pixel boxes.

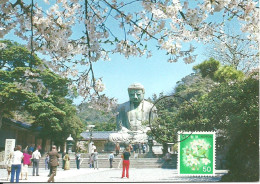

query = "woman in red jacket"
[121,147,131,178]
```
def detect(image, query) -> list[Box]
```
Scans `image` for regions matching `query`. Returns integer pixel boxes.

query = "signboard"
[178,132,215,176]
[4,139,15,163]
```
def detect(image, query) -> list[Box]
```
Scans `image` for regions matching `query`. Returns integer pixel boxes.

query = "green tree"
[148,73,214,153]
[177,59,258,181]
[0,40,84,146]
[193,58,244,83]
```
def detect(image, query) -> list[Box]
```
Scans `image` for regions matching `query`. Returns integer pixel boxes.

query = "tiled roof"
[80,131,117,140]
[3,118,41,131]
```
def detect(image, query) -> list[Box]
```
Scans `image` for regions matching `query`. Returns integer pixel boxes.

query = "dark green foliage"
[150,57,258,181]
[174,73,214,101]
[193,58,220,79]
[0,40,43,70]
[148,73,214,145]
[0,40,84,145]
[193,58,244,83]
[190,60,259,181]
[93,120,116,131]
[218,77,259,181]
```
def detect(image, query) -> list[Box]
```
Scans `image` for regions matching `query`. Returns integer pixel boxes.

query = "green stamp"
[178,132,215,176]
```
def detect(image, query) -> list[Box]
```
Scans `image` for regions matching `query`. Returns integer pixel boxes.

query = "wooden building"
[0,118,51,152]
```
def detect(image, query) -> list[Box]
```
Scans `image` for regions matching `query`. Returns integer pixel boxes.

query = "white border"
[177,131,216,177]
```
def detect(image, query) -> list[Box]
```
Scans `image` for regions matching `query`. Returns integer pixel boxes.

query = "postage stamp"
[178,132,215,176]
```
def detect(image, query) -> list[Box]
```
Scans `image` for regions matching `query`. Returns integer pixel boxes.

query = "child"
[5,153,12,181]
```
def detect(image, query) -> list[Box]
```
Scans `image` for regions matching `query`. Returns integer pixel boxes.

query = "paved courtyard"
[0,167,227,183]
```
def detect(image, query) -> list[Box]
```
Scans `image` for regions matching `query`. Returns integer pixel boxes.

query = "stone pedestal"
[145,137,155,158]
[145,150,156,158]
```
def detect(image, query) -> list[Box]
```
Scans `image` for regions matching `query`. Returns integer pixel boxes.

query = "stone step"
[0,153,176,169]
[0,160,175,169]
[35,157,176,169]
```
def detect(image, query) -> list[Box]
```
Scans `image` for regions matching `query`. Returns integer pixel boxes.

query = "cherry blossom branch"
[84,0,100,97]
[86,1,117,39]
[102,0,158,40]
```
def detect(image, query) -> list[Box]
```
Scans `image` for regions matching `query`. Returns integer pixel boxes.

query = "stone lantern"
[66,134,74,153]
[145,135,155,158]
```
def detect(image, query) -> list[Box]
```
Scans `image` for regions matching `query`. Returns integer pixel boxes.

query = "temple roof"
[80,131,117,140]
[3,118,41,131]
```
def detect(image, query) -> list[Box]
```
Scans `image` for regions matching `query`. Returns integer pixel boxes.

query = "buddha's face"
[128,89,144,103]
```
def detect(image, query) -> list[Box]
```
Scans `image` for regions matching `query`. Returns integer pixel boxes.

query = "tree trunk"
[0,109,3,129]
[162,142,168,155]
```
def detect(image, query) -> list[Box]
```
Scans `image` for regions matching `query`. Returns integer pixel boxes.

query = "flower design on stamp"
[182,139,211,171]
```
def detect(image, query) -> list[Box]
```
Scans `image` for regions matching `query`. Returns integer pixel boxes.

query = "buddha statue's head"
[128,83,145,104]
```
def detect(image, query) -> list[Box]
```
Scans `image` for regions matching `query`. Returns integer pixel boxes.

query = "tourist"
[91,143,96,154]
[75,152,81,169]
[129,143,133,154]
[45,154,50,170]
[21,149,32,180]
[28,144,35,153]
[5,152,12,181]
[10,145,23,183]
[133,144,138,159]
[121,147,131,179]
[108,151,114,168]
[63,152,70,170]
[142,143,146,154]
[93,149,99,169]
[32,146,41,176]
[47,145,60,183]
[89,153,94,168]
[61,151,66,170]
[132,144,136,157]
[138,142,142,154]
[115,142,120,156]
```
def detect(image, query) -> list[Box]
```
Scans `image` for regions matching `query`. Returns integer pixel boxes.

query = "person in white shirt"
[10,145,23,183]
[91,143,96,154]
[108,152,115,168]
[32,146,41,176]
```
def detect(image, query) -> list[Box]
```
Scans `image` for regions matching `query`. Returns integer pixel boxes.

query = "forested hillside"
[77,103,116,131]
